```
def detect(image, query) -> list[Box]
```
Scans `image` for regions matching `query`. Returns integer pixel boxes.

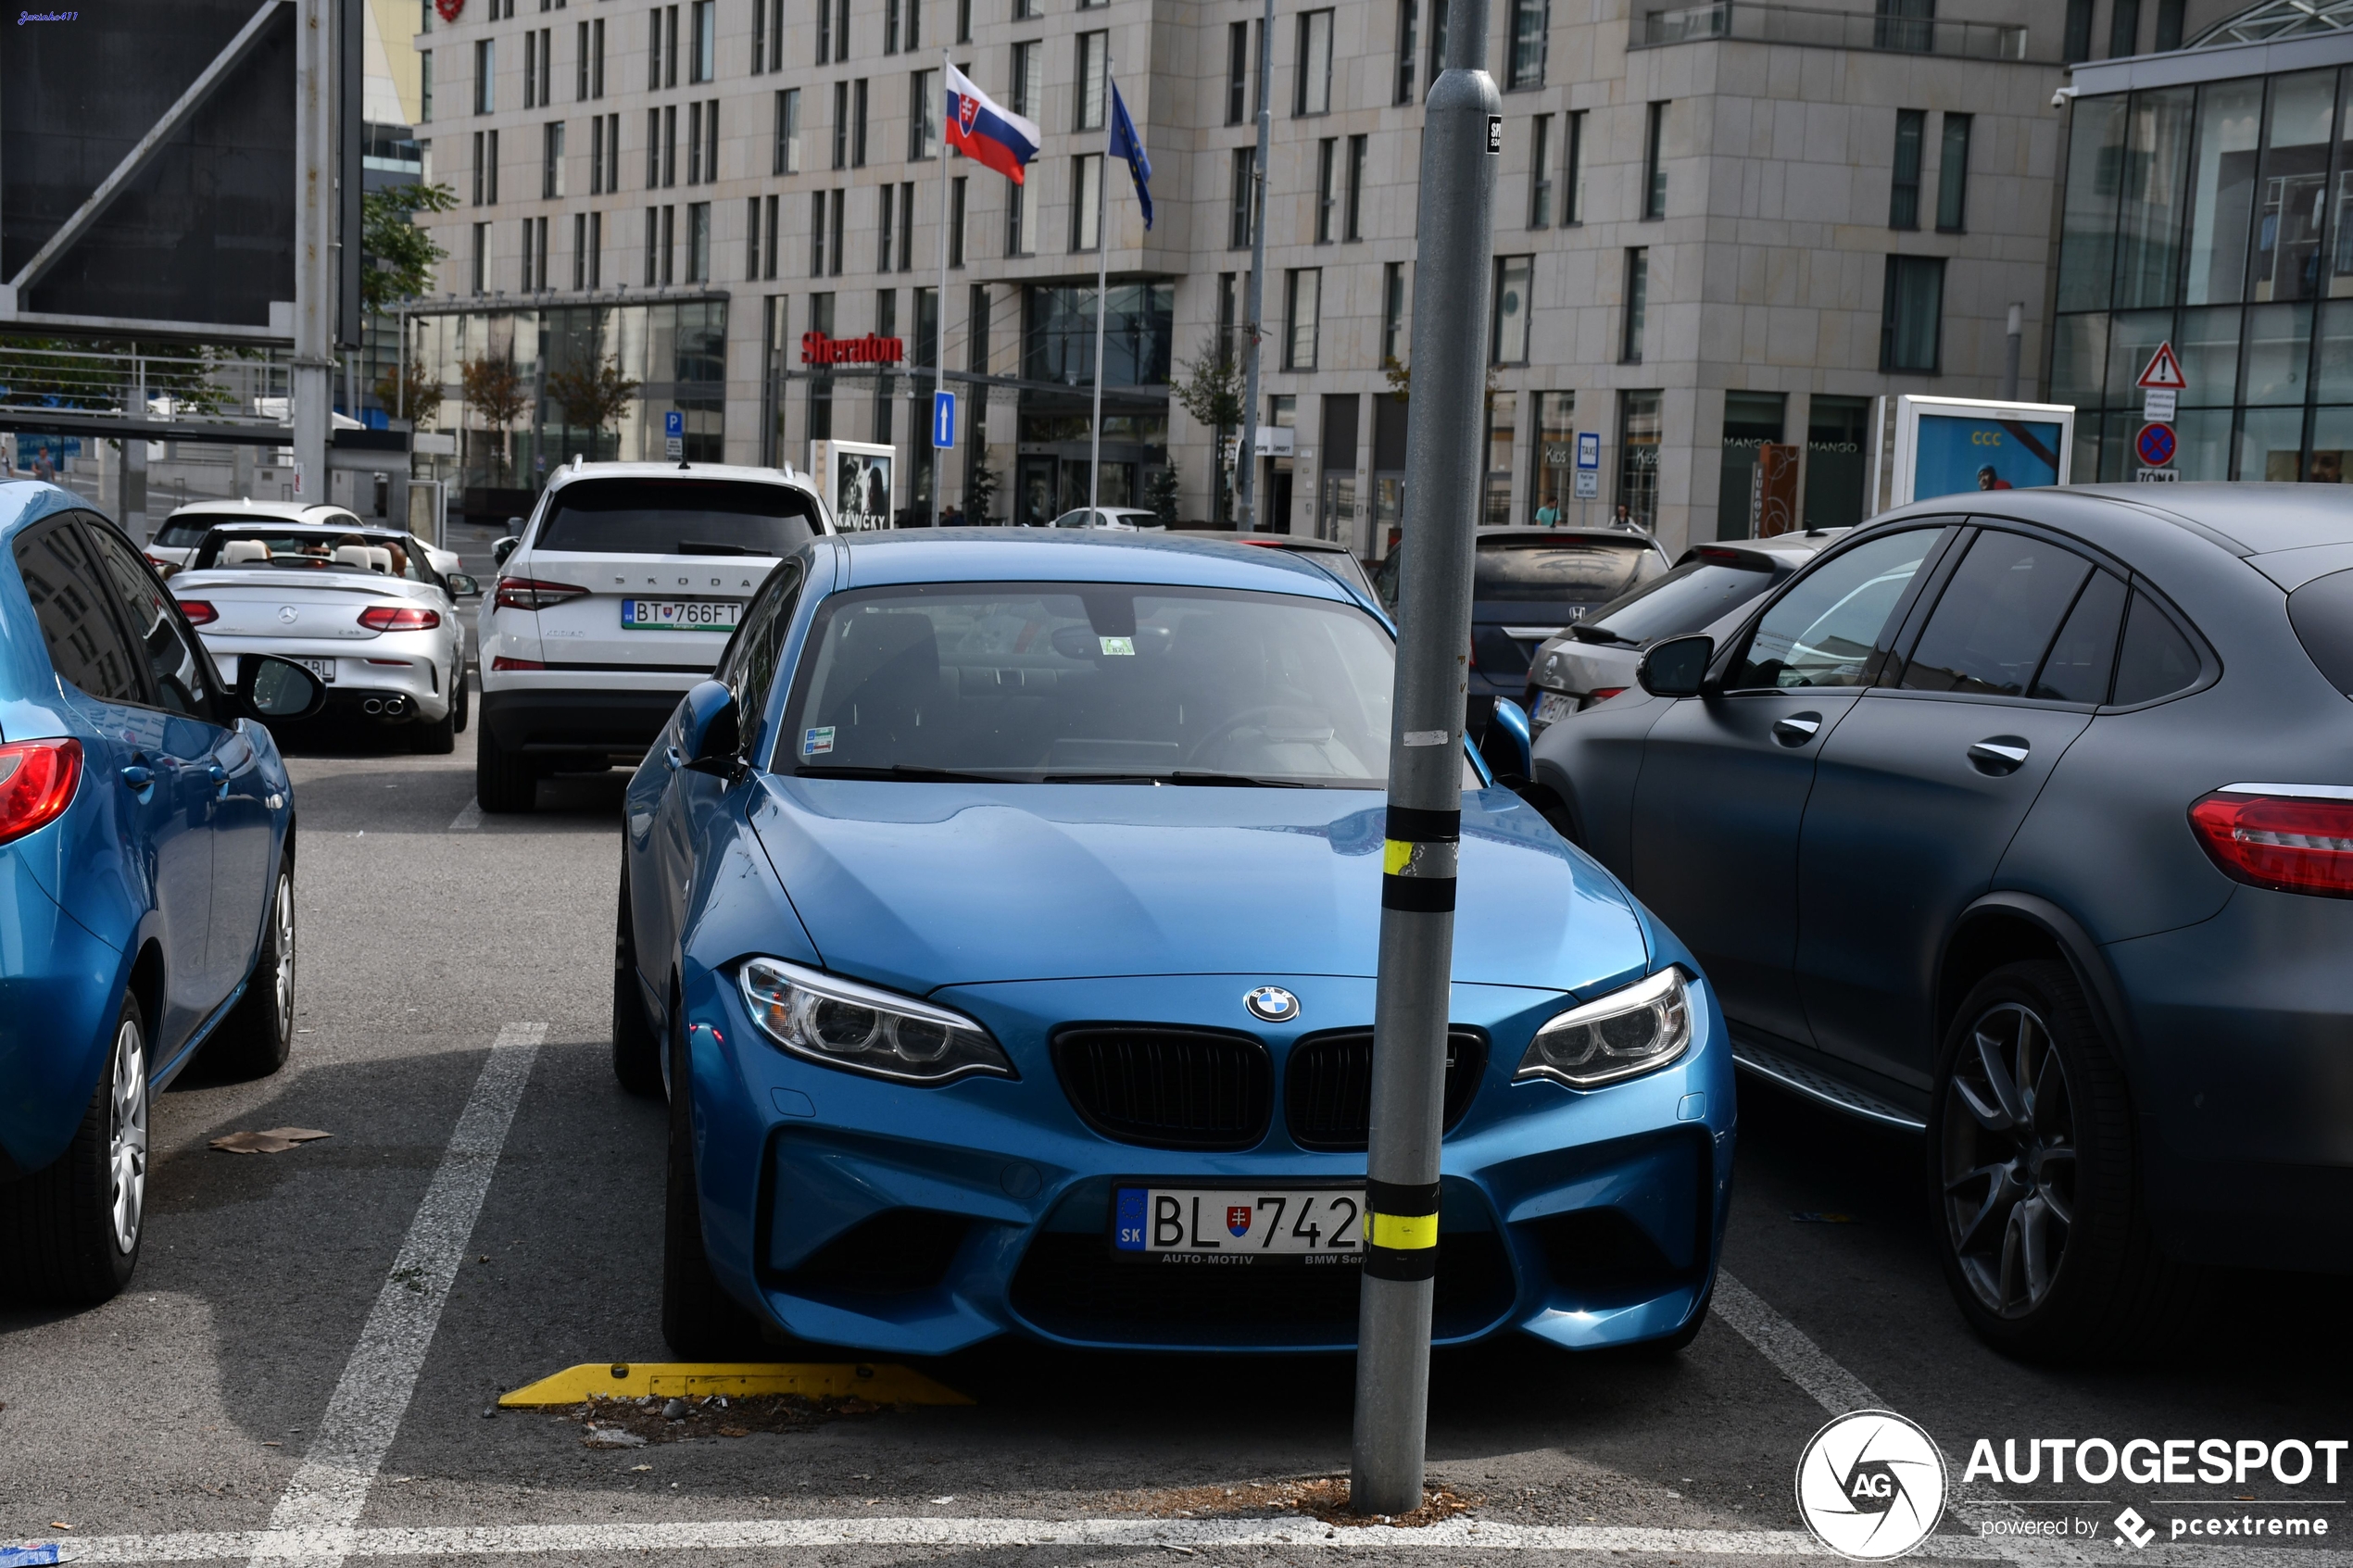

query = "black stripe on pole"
[1382,874,1456,912]
[1385,804,1461,843]
[1364,1245,1439,1282]
[1365,1178,1441,1215]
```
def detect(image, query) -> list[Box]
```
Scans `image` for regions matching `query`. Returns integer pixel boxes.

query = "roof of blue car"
[832,527,1363,600]
[0,481,94,545]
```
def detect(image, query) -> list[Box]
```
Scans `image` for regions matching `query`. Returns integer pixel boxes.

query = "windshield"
[535,479,821,556]
[154,513,248,548]
[1473,540,1660,602]
[1584,558,1778,644]
[780,583,1397,786]
[189,530,432,582]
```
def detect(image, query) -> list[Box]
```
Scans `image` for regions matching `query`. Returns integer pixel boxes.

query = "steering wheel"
[1182,704,1327,767]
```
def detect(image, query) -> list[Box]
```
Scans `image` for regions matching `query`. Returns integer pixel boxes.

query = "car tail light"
[0,739,82,847]
[491,656,547,671]
[1587,686,1627,705]
[2189,787,2353,898]
[177,599,218,626]
[358,605,442,632]
[495,577,590,611]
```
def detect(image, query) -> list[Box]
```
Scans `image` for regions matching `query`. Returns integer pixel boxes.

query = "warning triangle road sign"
[2136,341,2188,390]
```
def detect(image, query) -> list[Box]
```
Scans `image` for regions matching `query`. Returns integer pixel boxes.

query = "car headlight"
[1515,968,1692,1088]
[737,957,1016,1085]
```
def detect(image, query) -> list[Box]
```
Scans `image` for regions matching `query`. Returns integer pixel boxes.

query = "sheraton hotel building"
[405,0,2350,553]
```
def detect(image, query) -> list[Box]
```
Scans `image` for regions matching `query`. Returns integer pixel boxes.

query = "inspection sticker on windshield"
[1098,635,1135,656]
[801,727,836,757]
[1113,1185,1364,1264]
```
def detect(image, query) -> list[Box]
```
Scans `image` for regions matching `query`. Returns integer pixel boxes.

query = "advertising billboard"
[1871,395,2076,511]
[812,440,898,531]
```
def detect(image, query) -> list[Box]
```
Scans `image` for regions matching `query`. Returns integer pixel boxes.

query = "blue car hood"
[748,778,1649,997]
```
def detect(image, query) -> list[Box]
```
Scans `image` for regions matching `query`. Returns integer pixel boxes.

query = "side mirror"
[1480,696,1533,784]
[676,679,742,776]
[491,536,521,566]
[447,572,481,596]
[238,654,328,721]
[1636,634,1715,699]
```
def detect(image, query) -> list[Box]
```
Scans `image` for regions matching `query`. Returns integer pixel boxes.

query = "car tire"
[199,862,296,1080]
[611,860,663,1098]
[1928,960,2200,1362]
[661,1005,763,1358]
[0,993,149,1305]
[452,666,471,734]
[411,710,458,755]
[475,723,536,812]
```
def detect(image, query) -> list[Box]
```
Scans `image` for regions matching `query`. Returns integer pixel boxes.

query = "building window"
[774,88,799,173]
[1315,138,1339,243]
[832,82,849,169]
[473,39,495,114]
[1227,22,1251,125]
[471,221,487,293]
[957,0,972,44]
[1229,146,1255,247]
[810,190,828,276]
[1484,391,1516,523]
[1072,154,1101,250]
[1617,389,1660,529]
[688,0,713,80]
[1935,113,1970,232]
[645,207,660,284]
[662,103,678,185]
[853,78,870,166]
[749,0,771,73]
[762,193,778,279]
[878,184,897,271]
[2062,0,2093,62]
[1284,268,1321,370]
[686,101,706,182]
[1564,108,1585,222]
[1076,32,1106,132]
[1874,0,1934,52]
[524,26,549,107]
[1006,177,1028,256]
[885,0,900,52]
[1642,101,1667,218]
[817,0,834,62]
[1532,391,1576,522]
[1011,41,1040,119]
[1345,134,1367,241]
[1506,0,1547,89]
[1395,0,1417,104]
[586,209,603,286]
[746,195,760,277]
[1621,247,1647,362]
[1528,115,1552,227]
[543,120,565,197]
[898,182,914,270]
[1014,0,1038,18]
[1381,260,1406,365]
[422,51,434,121]
[2153,0,2184,50]
[578,19,603,97]
[1890,108,1923,229]
[648,6,676,90]
[686,201,710,281]
[950,175,968,267]
[1295,10,1333,116]
[1881,255,1944,371]
[1428,0,1449,88]
[874,290,898,445]
[471,129,498,204]
[2108,0,2141,56]
[1492,254,1531,364]
[910,69,938,159]
[828,188,844,274]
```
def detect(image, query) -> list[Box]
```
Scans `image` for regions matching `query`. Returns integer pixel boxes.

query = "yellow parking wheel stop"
[497,1361,975,1408]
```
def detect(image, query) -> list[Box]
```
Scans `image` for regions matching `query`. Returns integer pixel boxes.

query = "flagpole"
[934,47,952,528]
[1088,55,1112,525]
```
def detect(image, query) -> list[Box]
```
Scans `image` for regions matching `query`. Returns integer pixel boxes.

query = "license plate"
[1533,690,1576,726]
[622,598,739,633]
[1112,1185,1365,1264]
[296,657,336,684]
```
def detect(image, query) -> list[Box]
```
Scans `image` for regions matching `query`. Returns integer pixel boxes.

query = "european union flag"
[1107,82,1152,231]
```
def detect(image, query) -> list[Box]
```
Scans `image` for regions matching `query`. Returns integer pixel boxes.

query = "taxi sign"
[2135,342,2187,391]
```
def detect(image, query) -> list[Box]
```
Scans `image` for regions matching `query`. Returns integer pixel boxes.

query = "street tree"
[1172,336,1246,524]
[460,355,529,483]
[360,183,459,313]
[545,354,640,460]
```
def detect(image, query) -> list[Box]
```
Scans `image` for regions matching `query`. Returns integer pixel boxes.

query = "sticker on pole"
[1793,1410,1948,1560]
[2134,342,2187,391]
[1486,116,1504,155]
[2134,422,2175,467]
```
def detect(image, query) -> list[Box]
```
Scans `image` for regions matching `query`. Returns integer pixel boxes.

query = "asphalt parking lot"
[3,716,2348,1567]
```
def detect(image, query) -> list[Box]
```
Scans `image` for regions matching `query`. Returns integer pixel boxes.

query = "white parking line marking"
[40,1515,2348,1564]
[446,800,483,832]
[1710,1271,1880,1414]
[244,1023,546,1566]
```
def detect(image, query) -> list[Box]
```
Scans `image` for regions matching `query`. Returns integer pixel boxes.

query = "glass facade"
[2055,68,2353,482]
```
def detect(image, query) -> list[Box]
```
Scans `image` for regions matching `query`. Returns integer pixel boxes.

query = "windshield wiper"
[795,763,1027,784]
[678,540,755,556]
[1044,770,1312,788]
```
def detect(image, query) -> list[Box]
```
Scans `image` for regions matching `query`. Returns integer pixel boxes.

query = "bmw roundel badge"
[1244,985,1300,1023]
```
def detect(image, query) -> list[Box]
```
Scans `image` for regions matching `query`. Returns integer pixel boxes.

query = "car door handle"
[663,744,686,771]
[1771,713,1824,746]
[1969,736,2032,775]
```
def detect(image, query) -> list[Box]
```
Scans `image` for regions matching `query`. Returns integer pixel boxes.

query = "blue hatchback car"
[619,531,1733,1357]
[0,483,323,1305]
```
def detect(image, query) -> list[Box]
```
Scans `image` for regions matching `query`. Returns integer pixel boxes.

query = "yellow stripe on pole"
[1383,839,1414,875]
[1366,1211,1440,1250]
[497,1361,975,1408]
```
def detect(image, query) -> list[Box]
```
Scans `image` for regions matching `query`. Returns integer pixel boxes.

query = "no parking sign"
[2136,421,2175,468]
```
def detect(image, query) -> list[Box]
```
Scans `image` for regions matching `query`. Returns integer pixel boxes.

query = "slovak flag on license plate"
[1227,1205,1252,1238]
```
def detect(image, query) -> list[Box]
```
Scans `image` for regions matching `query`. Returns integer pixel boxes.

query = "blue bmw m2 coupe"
[617,530,1733,1357]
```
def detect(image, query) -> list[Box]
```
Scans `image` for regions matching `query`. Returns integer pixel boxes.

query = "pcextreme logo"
[1795,1411,1950,1560]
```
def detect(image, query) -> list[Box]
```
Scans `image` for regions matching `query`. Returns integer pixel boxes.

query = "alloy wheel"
[271,872,297,1036]
[1941,1001,2077,1318]
[108,1016,149,1256]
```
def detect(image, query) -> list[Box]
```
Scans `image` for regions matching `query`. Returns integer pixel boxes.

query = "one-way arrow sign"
[2136,341,2188,391]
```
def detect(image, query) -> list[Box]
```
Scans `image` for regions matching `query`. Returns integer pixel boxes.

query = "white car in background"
[1040,507,1162,530]
[475,460,831,811]
[170,521,479,753]
[147,497,464,578]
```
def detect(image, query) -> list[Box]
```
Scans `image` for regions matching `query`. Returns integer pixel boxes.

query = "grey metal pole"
[1236,0,1273,533]
[934,47,952,527]
[1087,56,1113,522]
[291,0,336,502]
[2001,301,2023,402]
[1350,0,1498,1521]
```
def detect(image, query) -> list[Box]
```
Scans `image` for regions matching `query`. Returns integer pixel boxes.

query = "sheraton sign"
[801,332,907,366]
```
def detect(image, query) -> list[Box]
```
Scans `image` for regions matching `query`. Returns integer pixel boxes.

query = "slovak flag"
[944,63,1040,185]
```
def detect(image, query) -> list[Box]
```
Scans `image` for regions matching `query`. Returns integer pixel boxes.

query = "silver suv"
[474,460,832,810]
